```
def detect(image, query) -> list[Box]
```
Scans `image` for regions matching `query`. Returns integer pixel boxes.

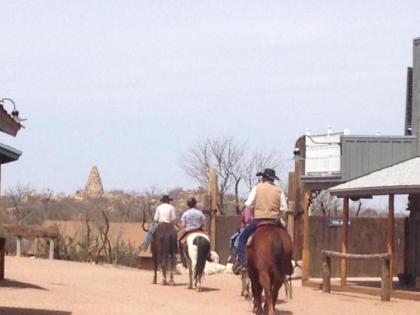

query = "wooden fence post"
[302,191,311,281]
[16,236,22,257]
[208,168,218,251]
[322,253,331,293]
[381,257,391,301]
[49,239,55,260]
[0,237,5,280]
[387,194,394,289]
[287,201,295,242]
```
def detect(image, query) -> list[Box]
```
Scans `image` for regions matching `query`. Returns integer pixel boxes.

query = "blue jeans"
[230,229,242,250]
[237,219,283,266]
[237,219,260,266]
[234,228,244,250]
[142,223,159,250]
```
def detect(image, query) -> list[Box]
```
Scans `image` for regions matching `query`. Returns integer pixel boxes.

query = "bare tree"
[181,139,212,186]
[139,186,161,224]
[211,138,244,213]
[181,137,285,214]
[4,184,37,224]
[310,190,341,217]
[181,137,244,214]
[95,207,112,264]
[242,150,283,193]
[107,191,143,223]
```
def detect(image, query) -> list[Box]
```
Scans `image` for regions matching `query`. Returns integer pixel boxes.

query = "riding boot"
[179,241,187,268]
[181,252,187,268]
[139,243,147,252]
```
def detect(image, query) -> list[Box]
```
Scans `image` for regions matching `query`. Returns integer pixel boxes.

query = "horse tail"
[272,233,284,280]
[170,228,179,257]
[161,227,178,264]
[193,236,210,279]
[160,233,170,267]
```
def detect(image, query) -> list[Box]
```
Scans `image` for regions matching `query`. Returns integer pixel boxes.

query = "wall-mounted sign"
[328,218,352,227]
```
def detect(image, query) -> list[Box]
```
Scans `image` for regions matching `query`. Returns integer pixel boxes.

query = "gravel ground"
[1,256,420,315]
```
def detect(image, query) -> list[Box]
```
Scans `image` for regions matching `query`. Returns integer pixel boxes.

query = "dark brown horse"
[247,224,293,315]
[149,222,178,285]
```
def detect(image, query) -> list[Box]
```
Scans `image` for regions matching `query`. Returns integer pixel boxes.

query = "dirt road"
[1,256,420,315]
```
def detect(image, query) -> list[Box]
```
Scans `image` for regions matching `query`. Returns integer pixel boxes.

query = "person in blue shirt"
[178,197,206,267]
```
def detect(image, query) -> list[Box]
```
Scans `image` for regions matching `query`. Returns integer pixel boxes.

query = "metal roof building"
[288,38,420,298]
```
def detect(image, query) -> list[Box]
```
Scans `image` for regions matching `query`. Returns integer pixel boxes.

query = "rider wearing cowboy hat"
[234,168,288,273]
[140,194,177,252]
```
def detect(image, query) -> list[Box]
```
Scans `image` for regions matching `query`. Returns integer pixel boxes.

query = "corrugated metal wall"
[341,136,417,181]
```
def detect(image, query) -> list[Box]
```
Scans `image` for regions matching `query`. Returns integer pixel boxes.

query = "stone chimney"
[85,166,104,197]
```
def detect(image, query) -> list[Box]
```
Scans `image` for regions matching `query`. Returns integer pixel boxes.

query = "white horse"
[185,232,211,292]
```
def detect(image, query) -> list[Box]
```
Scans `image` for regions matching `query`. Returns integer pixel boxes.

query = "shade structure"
[0,142,22,164]
[329,157,420,197]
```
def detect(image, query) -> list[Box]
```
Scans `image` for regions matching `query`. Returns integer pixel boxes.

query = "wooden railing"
[4,224,58,260]
[321,250,391,301]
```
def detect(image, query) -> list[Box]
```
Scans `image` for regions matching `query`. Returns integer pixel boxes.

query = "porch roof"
[329,157,420,197]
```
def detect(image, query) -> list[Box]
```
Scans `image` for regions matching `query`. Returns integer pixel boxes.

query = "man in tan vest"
[234,168,288,273]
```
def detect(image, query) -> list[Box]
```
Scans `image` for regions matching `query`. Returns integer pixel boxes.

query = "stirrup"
[233,263,246,275]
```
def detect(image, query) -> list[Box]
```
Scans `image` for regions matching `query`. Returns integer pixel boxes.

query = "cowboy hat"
[160,195,173,202]
[256,168,279,181]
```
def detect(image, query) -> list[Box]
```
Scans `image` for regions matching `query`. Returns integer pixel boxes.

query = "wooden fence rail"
[4,224,58,260]
[321,250,391,301]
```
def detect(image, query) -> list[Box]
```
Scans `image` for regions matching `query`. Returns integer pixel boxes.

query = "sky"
[0,1,420,205]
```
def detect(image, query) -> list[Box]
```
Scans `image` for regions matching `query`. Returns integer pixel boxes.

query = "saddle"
[256,220,277,228]
[247,219,283,247]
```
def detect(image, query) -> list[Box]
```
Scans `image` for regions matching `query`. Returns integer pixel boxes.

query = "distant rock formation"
[85,166,104,197]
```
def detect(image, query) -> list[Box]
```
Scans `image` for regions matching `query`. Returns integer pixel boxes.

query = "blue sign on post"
[328,218,352,227]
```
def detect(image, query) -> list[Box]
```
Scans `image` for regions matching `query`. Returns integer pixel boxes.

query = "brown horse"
[149,222,179,285]
[246,224,293,315]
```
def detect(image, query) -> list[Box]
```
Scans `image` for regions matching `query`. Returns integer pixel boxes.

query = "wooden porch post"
[287,171,296,242]
[0,238,4,280]
[0,163,4,280]
[387,194,395,290]
[208,168,218,251]
[287,201,295,242]
[341,196,349,286]
[302,190,311,281]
